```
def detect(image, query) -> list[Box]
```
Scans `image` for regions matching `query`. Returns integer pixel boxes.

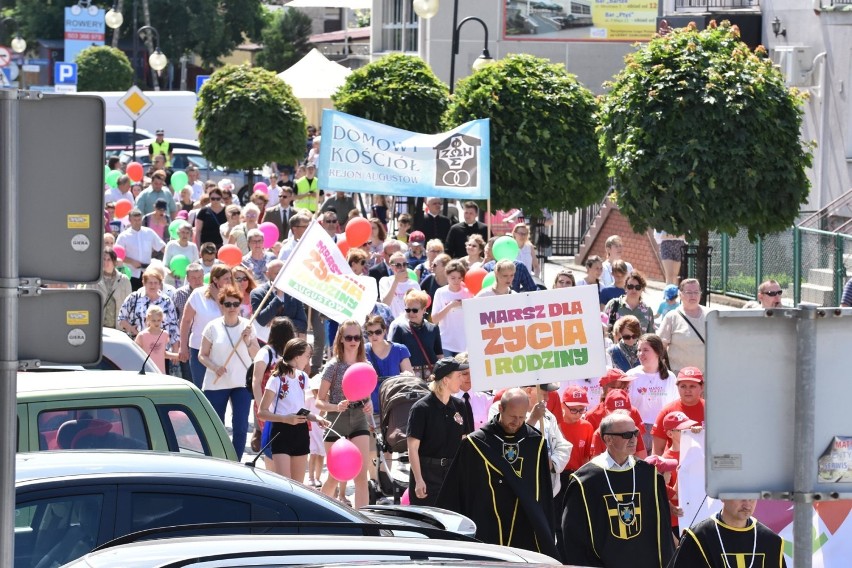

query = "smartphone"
[296,408,310,417]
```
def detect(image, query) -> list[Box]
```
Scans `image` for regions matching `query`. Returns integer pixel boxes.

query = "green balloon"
[170,171,189,191]
[203,273,210,284]
[104,165,110,179]
[407,268,418,282]
[482,272,496,290]
[169,254,190,278]
[168,219,183,240]
[492,236,520,261]
[105,170,121,189]
[118,265,131,277]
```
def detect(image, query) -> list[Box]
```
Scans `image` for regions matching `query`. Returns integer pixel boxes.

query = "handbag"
[408,324,435,377]
[678,309,705,343]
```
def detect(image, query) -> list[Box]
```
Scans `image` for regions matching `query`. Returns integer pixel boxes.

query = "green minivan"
[16,371,237,461]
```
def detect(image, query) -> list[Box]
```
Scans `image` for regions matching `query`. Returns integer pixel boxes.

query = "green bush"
[76,46,133,92]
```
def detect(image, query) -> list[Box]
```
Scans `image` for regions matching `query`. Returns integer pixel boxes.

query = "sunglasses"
[221,301,240,308]
[365,329,384,337]
[515,231,529,236]
[209,197,222,201]
[234,276,247,283]
[763,290,783,297]
[620,334,637,341]
[324,219,338,224]
[565,406,585,414]
[625,284,643,291]
[352,259,367,265]
[392,262,406,269]
[342,335,362,342]
[249,239,264,244]
[605,429,640,440]
[404,307,420,314]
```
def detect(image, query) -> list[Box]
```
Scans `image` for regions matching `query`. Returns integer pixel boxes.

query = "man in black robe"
[670,499,787,567]
[437,388,559,560]
[561,409,675,567]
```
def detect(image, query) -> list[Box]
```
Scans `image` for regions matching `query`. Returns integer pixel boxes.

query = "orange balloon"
[345,217,372,247]
[126,161,144,182]
[217,244,243,267]
[464,267,487,295]
[337,235,350,257]
[114,199,133,219]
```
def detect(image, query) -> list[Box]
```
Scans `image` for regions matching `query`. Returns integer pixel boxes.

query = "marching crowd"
[90,130,787,567]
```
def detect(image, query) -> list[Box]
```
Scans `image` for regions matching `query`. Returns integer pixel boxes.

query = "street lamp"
[413,0,494,94]
[138,25,167,91]
[2,17,27,54]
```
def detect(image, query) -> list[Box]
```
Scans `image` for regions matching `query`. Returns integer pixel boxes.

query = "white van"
[76,91,199,140]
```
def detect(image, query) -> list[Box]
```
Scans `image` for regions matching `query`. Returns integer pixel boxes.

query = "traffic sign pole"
[133,119,137,161]
[0,87,23,568]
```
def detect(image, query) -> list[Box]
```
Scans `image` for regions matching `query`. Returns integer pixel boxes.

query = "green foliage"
[76,46,133,92]
[195,65,306,170]
[599,21,813,242]
[256,8,313,73]
[10,0,63,43]
[444,53,608,213]
[332,53,449,134]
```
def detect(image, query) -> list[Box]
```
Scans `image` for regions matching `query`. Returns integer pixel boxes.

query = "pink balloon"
[253,182,269,195]
[113,244,126,261]
[342,362,377,402]
[400,488,410,505]
[258,222,279,248]
[327,438,363,482]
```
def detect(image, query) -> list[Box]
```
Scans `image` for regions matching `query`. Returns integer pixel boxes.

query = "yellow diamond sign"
[118,85,153,121]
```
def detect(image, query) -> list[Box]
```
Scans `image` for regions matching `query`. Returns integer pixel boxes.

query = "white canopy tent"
[277,48,352,128]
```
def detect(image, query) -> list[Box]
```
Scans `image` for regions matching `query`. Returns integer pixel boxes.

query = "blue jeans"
[204,387,252,461]
[189,348,205,390]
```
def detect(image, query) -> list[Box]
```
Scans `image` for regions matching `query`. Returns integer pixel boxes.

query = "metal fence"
[705,227,852,305]
[674,0,759,10]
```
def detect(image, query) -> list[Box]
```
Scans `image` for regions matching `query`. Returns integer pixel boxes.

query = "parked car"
[62,534,561,567]
[22,328,160,374]
[14,451,376,568]
[105,125,155,159]
[16,371,237,460]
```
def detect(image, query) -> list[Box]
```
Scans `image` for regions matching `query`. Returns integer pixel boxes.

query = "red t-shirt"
[559,418,594,472]
[662,447,681,527]
[585,402,645,433]
[650,399,705,449]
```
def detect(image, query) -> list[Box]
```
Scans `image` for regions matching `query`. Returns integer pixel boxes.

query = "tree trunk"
[696,230,711,306]
[140,0,158,90]
[110,0,124,48]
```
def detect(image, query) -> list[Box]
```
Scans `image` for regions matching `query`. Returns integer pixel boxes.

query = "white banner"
[462,286,606,392]
[274,221,374,325]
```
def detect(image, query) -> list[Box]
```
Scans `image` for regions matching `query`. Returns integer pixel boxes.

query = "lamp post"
[138,25,168,91]
[106,1,170,88]
[413,0,494,94]
[2,18,27,88]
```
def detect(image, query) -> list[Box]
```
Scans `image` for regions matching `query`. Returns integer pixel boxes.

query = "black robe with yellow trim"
[670,514,787,568]
[436,417,555,555]
[561,454,674,568]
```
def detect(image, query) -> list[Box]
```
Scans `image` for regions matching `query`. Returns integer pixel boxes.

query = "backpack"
[245,346,275,399]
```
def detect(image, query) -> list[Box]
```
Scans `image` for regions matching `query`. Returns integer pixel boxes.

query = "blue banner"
[318,110,490,200]
[64,6,105,65]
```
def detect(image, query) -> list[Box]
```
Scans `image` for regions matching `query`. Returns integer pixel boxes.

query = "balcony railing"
[317,43,371,60]
[674,0,759,10]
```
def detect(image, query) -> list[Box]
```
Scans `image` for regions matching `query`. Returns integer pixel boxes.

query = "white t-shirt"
[601,260,634,288]
[658,307,707,373]
[163,241,199,268]
[625,367,679,424]
[115,227,166,278]
[201,317,256,390]
[265,371,308,416]
[186,287,223,350]
[476,287,515,298]
[379,277,420,318]
[432,285,472,352]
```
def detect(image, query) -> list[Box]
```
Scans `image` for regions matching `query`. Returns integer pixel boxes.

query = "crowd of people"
[91,131,787,566]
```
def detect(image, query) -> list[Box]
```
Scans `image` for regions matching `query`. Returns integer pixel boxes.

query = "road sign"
[1,63,19,82]
[118,85,153,121]
[54,61,78,85]
[18,94,104,282]
[0,46,11,67]
[195,74,211,93]
[25,58,49,66]
[18,290,103,365]
[21,65,39,73]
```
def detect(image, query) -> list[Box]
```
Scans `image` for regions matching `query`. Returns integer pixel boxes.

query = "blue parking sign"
[54,62,78,85]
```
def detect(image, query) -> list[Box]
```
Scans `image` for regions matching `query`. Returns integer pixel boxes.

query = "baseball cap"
[663,284,679,301]
[604,389,631,411]
[156,128,164,135]
[599,368,633,388]
[175,210,189,220]
[562,385,589,406]
[676,367,704,383]
[663,411,698,431]
[433,357,469,381]
[409,231,426,245]
[523,383,559,392]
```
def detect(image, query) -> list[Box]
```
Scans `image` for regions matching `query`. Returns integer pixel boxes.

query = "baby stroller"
[367,374,430,505]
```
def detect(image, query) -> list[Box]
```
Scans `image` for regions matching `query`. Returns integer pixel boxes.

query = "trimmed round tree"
[195,65,306,170]
[76,46,133,92]
[444,53,608,213]
[332,53,449,134]
[599,20,812,244]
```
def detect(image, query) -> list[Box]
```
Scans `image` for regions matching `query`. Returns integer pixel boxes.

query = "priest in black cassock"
[436,388,559,560]
[561,409,675,568]
[670,499,787,567]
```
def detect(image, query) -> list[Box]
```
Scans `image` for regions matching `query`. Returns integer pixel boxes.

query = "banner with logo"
[502,0,657,42]
[318,110,490,200]
[273,220,374,325]
[64,5,105,64]
[678,432,852,566]
[463,286,606,392]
